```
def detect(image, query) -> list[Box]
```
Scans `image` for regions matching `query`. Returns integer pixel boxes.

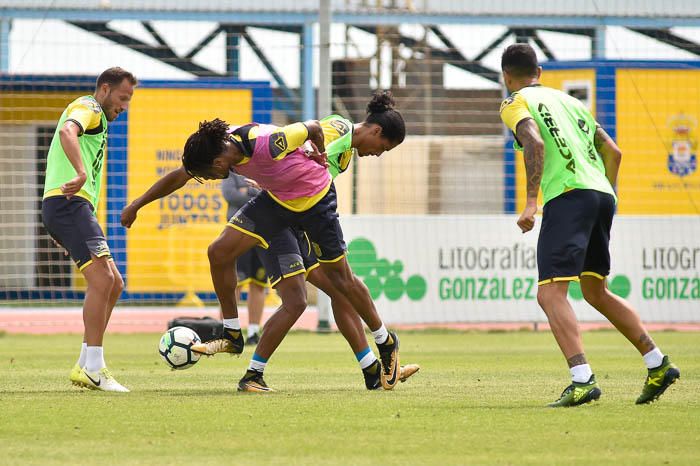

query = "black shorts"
[237,248,269,287]
[229,183,346,263]
[537,189,615,285]
[256,228,320,287]
[41,196,112,271]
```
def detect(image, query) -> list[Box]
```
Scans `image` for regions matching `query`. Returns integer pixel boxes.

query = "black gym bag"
[167,316,222,342]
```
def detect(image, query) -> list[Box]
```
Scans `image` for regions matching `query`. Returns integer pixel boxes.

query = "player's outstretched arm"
[594,125,622,189]
[121,166,191,228]
[515,118,544,233]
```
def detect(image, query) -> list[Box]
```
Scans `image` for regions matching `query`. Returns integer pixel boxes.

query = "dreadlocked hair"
[365,90,406,144]
[182,118,230,177]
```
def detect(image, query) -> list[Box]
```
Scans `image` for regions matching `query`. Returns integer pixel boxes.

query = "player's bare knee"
[112,271,125,295]
[581,284,605,308]
[88,264,115,295]
[536,286,550,309]
[325,269,355,294]
[284,292,307,316]
[207,241,230,265]
[334,277,356,295]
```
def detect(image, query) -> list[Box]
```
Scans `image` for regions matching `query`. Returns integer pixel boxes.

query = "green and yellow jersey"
[321,115,354,179]
[500,85,616,205]
[43,95,108,209]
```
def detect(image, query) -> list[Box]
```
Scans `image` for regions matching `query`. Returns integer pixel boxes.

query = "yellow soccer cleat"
[70,363,86,387]
[191,328,244,356]
[399,364,420,383]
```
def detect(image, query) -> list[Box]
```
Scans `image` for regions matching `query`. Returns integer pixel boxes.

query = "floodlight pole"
[0,18,11,72]
[316,0,334,333]
[318,0,332,117]
[594,26,606,58]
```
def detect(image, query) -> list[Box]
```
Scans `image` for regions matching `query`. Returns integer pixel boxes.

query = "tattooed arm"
[594,125,622,188]
[514,118,544,233]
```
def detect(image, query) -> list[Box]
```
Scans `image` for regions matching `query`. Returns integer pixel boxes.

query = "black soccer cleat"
[238,369,273,393]
[376,331,400,390]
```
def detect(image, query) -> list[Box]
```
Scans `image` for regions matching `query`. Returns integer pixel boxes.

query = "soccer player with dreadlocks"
[122,91,412,391]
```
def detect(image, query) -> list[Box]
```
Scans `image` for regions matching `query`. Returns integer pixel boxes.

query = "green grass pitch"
[1,330,698,465]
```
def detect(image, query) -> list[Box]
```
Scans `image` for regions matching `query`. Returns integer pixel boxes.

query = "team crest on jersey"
[81,97,102,114]
[666,113,697,178]
[329,119,350,135]
[500,94,516,113]
[270,133,288,157]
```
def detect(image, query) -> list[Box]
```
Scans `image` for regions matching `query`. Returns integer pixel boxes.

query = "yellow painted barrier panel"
[616,69,700,214]
[126,88,252,292]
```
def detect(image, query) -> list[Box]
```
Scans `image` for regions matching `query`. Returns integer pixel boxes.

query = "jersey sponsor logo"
[666,113,697,178]
[538,102,576,174]
[90,137,107,190]
[328,119,350,136]
[576,118,598,162]
[577,118,590,134]
[288,261,302,270]
[270,133,288,157]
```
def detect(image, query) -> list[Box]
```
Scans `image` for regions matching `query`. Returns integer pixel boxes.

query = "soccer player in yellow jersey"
[42,67,137,392]
[499,44,679,406]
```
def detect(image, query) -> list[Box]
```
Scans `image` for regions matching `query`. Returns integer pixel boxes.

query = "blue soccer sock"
[249,352,268,372]
[356,346,378,370]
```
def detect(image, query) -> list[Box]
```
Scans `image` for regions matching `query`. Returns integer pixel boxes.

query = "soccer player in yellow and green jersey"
[42,67,137,392]
[499,44,679,407]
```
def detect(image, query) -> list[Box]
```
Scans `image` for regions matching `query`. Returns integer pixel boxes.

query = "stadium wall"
[342,215,700,324]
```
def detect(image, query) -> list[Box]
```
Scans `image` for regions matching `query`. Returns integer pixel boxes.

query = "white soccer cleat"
[77,367,130,393]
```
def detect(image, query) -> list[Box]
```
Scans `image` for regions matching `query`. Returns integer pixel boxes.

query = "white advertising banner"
[340,216,700,324]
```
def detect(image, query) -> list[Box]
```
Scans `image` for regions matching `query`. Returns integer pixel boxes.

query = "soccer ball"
[158,326,202,370]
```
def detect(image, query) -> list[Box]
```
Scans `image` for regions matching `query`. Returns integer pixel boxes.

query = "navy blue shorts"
[229,183,346,263]
[537,189,615,285]
[255,228,320,287]
[41,196,111,271]
[237,248,269,287]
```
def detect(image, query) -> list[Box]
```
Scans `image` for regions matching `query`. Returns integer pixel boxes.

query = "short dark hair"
[182,118,229,178]
[96,67,138,89]
[365,90,406,144]
[501,43,539,78]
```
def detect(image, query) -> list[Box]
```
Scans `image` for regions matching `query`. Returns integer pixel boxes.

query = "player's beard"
[103,89,117,121]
